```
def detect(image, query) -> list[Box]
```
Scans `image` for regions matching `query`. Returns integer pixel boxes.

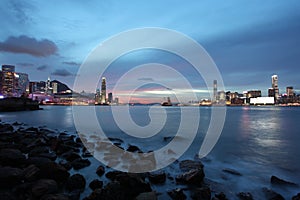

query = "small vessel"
[0,97,40,112]
[161,97,172,106]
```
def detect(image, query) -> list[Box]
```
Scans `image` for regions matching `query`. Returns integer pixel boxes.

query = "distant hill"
[51,80,71,93]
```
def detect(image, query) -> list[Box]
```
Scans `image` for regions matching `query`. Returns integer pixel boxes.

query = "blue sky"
[0,0,299,102]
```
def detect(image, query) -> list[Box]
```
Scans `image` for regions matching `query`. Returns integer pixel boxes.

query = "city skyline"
[0,1,299,103]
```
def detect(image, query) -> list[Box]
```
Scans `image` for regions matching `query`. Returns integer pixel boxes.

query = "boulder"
[0,192,17,200]
[0,123,14,132]
[65,174,86,192]
[71,158,91,170]
[96,165,105,177]
[262,188,284,200]
[237,192,253,200]
[292,193,300,200]
[29,146,49,157]
[40,194,70,200]
[148,171,166,184]
[214,192,228,200]
[176,168,205,186]
[31,179,58,198]
[271,175,297,186]
[0,166,23,187]
[179,160,203,172]
[191,187,211,200]
[222,168,242,176]
[61,151,81,162]
[0,148,26,167]
[27,156,53,168]
[136,191,157,200]
[23,164,40,181]
[89,179,103,190]
[167,188,186,200]
[39,162,70,182]
[127,145,141,152]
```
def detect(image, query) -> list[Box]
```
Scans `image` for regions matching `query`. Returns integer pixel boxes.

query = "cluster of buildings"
[204,74,300,106]
[95,77,119,105]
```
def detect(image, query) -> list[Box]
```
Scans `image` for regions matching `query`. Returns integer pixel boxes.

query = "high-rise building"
[15,72,29,96]
[286,86,294,97]
[271,75,279,100]
[95,89,101,104]
[1,65,16,96]
[52,82,58,94]
[213,80,217,102]
[108,92,113,104]
[247,90,262,98]
[100,77,106,104]
[268,88,275,97]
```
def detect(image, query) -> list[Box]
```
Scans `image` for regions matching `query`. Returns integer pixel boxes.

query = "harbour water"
[1,105,300,199]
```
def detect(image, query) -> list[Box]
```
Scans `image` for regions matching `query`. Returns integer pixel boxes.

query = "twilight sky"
[0,0,299,102]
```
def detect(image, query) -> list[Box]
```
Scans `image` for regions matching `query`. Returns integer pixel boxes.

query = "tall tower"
[213,80,217,102]
[271,75,279,100]
[100,77,106,104]
[1,65,16,97]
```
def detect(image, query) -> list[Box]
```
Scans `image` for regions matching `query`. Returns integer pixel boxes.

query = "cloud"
[51,69,73,77]
[17,62,34,67]
[62,61,80,66]
[9,0,33,24]
[37,65,48,71]
[0,35,58,57]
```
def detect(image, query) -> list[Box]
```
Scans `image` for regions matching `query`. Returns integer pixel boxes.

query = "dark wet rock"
[23,164,40,181]
[59,160,72,171]
[38,152,57,161]
[127,144,141,152]
[136,191,157,200]
[108,137,124,144]
[68,190,81,200]
[12,121,23,126]
[105,170,126,180]
[167,188,187,200]
[66,174,86,192]
[176,168,205,186]
[191,186,211,200]
[0,123,14,132]
[0,148,26,167]
[148,171,166,184]
[163,136,173,142]
[0,192,17,200]
[61,151,81,162]
[71,158,91,170]
[214,192,228,200]
[89,179,103,190]
[262,188,284,200]
[222,168,242,176]
[82,150,93,158]
[179,160,204,172]
[39,162,70,182]
[96,165,105,177]
[292,193,300,200]
[31,179,58,198]
[40,194,70,200]
[29,146,49,157]
[0,166,23,187]
[271,175,297,186]
[237,192,253,200]
[25,127,39,133]
[116,173,152,195]
[11,182,33,199]
[27,156,52,167]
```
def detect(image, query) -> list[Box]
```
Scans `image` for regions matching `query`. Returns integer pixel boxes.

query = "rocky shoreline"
[0,122,299,200]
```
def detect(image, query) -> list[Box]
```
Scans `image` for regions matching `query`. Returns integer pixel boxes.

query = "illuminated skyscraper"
[15,72,29,96]
[213,80,217,102]
[100,77,106,104]
[271,75,279,100]
[1,65,15,96]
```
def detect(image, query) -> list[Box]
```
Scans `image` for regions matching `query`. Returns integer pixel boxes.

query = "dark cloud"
[51,69,73,77]
[17,62,34,67]
[37,65,48,71]
[62,61,80,66]
[0,35,58,57]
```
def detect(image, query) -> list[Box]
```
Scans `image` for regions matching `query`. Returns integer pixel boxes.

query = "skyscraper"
[286,86,294,97]
[213,80,217,102]
[271,75,279,100]
[100,77,106,104]
[1,65,16,96]
[15,72,29,96]
[108,92,113,104]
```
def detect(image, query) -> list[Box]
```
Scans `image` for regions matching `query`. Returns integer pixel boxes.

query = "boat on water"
[0,97,40,112]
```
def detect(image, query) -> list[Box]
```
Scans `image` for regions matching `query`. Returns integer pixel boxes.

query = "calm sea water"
[1,105,299,199]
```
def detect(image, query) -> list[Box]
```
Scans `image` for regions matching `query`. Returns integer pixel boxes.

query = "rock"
[29,146,49,157]
[39,162,70,182]
[167,188,186,200]
[96,165,105,176]
[61,151,81,162]
[23,164,40,181]
[222,168,242,176]
[191,187,211,200]
[176,168,205,186]
[271,175,297,186]
[27,156,53,167]
[179,160,203,172]
[0,123,14,132]
[0,166,23,187]
[0,192,17,200]
[262,188,284,200]
[59,160,72,171]
[106,171,126,180]
[214,192,228,200]
[0,148,26,167]
[127,145,141,152]
[83,183,125,200]
[89,179,103,190]
[65,174,86,192]
[237,192,253,200]
[292,193,300,200]
[38,152,57,161]
[31,179,58,198]
[71,158,91,170]
[148,171,166,184]
[40,194,70,200]
[136,191,157,200]
[68,190,81,200]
